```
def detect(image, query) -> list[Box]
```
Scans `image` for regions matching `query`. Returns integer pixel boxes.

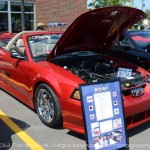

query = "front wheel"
[34,83,62,127]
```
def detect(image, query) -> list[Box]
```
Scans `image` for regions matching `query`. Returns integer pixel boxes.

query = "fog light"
[72,89,80,100]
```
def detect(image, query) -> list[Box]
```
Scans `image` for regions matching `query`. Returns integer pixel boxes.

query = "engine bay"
[51,51,145,96]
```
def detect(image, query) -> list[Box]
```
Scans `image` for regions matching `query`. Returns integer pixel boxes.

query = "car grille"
[122,84,146,96]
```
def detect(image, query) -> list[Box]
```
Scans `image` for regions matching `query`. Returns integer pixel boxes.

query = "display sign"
[48,22,68,27]
[117,68,132,78]
[80,80,128,150]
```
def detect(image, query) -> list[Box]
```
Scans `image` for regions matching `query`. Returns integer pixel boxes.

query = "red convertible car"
[1,7,150,134]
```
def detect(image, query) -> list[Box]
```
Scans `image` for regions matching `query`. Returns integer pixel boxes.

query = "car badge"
[131,87,144,97]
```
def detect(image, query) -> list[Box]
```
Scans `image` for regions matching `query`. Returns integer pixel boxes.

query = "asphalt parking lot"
[0,89,150,150]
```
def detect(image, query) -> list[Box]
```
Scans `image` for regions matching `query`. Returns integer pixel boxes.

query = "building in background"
[0,0,89,33]
[1,0,149,33]
[0,0,35,33]
[0,0,87,33]
[35,0,86,31]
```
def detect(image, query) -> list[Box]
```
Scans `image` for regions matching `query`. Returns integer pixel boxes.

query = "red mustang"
[0,7,150,134]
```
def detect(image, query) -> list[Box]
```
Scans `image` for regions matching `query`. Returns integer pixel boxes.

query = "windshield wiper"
[34,54,49,58]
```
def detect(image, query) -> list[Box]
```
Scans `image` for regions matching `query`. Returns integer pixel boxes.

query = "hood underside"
[49,6,146,58]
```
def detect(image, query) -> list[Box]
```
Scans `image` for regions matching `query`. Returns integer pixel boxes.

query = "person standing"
[36,23,48,30]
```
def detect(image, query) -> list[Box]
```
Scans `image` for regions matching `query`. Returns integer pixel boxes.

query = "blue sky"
[87,0,150,11]
[133,0,150,11]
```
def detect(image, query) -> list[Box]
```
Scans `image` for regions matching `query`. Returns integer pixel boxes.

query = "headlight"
[71,89,80,100]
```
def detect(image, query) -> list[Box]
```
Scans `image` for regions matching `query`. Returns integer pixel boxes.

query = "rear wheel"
[34,83,62,127]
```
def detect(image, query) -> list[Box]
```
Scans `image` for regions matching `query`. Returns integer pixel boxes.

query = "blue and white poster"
[80,80,127,150]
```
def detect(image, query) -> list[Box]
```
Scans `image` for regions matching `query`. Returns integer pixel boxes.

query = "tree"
[145,9,150,20]
[87,0,133,9]
[104,0,133,6]
[87,0,104,9]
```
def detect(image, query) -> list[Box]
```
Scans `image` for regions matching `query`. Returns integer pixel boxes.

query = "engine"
[64,61,117,83]
[51,52,145,96]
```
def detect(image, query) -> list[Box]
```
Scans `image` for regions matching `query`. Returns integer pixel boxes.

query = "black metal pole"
[21,0,25,31]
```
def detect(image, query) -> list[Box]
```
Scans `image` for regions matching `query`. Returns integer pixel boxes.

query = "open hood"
[49,6,146,58]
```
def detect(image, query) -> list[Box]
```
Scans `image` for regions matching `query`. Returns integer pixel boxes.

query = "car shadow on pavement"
[0,115,30,150]
[67,131,85,141]
[127,121,150,137]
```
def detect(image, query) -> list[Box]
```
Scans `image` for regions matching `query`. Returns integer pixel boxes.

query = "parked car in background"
[109,30,150,71]
[0,32,15,47]
[1,7,150,135]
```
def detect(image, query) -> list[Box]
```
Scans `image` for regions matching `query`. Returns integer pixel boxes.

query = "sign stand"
[80,80,128,150]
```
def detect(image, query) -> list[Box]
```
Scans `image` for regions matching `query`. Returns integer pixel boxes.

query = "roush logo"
[131,87,144,97]
[95,86,108,93]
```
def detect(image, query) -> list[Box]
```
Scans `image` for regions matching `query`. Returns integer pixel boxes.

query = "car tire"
[34,83,62,128]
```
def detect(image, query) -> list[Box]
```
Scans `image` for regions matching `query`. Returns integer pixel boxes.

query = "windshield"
[0,38,11,47]
[128,31,150,49]
[27,33,62,59]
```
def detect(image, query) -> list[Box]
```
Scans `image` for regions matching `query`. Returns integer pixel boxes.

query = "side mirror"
[10,48,25,60]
